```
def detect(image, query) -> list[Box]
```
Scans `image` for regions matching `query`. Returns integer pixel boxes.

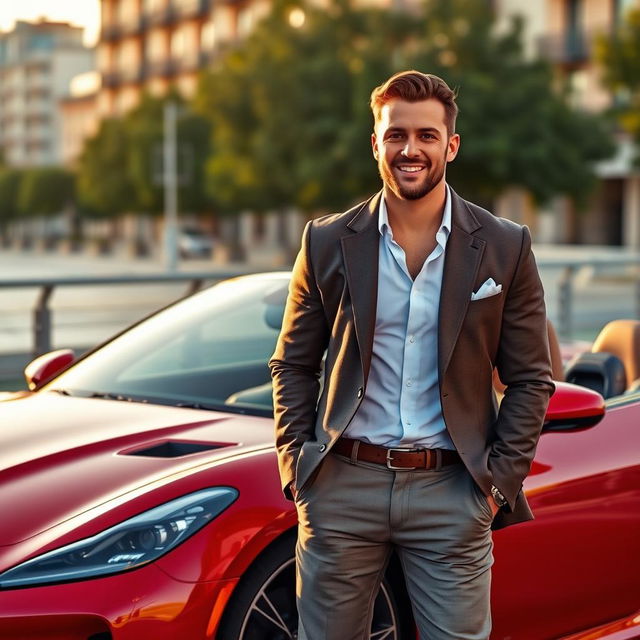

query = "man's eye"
[387,133,403,140]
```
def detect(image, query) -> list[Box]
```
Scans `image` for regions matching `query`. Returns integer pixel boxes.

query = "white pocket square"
[471,278,502,301]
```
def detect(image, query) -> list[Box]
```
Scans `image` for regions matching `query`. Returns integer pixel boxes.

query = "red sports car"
[0,273,638,640]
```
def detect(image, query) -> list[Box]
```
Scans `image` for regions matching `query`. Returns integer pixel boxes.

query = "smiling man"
[270,70,554,640]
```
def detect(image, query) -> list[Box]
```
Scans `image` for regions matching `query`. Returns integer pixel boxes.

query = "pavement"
[1,244,638,389]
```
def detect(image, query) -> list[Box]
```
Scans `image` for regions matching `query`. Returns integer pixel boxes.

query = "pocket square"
[471,278,502,301]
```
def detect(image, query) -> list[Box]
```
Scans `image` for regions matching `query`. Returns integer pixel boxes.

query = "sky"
[0,0,100,46]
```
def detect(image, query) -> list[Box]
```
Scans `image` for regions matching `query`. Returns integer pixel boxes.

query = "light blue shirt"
[344,186,455,450]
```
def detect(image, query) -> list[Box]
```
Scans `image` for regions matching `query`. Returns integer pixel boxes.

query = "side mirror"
[24,349,75,391]
[543,381,605,432]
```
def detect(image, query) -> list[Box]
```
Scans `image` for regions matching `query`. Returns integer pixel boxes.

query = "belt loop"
[435,449,442,471]
[350,439,360,465]
[425,449,432,470]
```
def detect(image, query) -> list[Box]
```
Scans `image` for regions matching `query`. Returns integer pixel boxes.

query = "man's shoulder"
[461,196,525,240]
[308,196,375,234]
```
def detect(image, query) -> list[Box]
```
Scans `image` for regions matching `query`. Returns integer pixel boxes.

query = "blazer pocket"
[469,290,503,305]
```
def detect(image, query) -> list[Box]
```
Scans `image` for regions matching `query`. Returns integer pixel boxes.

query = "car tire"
[216,532,410,640]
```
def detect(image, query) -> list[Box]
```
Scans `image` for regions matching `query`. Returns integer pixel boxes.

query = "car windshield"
[44,274,290,416]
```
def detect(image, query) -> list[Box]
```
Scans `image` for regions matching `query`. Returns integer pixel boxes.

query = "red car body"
[0,274,638,640]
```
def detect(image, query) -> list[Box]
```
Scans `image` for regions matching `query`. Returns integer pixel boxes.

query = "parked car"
[179,227,214,259]
[0,273,638,640]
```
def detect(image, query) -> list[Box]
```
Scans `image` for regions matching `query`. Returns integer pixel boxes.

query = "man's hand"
[487,495,500,518]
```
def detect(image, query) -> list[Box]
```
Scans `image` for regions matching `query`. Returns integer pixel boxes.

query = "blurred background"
[1,0,639,388]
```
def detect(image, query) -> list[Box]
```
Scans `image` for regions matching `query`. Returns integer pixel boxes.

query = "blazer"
[269,188,555,530]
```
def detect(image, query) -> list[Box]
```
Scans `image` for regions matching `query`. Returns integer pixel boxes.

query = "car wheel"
[216,533,407,640]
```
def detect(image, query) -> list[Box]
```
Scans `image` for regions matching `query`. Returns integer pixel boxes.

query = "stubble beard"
[379,153,447,201]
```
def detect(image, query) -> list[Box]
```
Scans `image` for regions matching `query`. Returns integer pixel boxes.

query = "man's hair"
[370,70,458,135]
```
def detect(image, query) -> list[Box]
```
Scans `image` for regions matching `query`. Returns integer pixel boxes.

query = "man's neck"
[383,180,447,234]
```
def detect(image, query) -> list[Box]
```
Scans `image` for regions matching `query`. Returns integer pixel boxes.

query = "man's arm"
[491,226,555,511]
[269,221,330,499]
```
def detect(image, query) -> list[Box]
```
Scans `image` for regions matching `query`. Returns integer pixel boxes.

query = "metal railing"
[0,256,639,359]
[0,270,256,357]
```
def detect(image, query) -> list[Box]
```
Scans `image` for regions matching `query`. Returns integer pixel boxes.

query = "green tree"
[197,0,614,212]
[126,92,212,215]
[17,167,74,217]
[0,168,23,242]
[195,0,412,213]
[596,5,640,164]
[77,118,136,218]
[407,0,615,206]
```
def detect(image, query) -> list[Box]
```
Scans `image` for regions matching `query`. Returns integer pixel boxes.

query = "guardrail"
[0,256,639,358]
[0,270,257,357]
[539,255,640,339]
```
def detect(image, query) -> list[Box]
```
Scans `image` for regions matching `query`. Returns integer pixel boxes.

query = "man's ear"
[371,132,379,161]
[447,133,461,162]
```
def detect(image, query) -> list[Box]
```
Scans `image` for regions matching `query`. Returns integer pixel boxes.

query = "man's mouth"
[396,165,425,173]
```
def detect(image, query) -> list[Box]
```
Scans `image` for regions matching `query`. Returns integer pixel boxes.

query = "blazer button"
[357,387,364,398]
[319,444,326,452]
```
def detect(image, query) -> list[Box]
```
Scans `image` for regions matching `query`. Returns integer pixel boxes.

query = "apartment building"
[98,0,270,116]
[534,0,640,247]
[0,20,95,167]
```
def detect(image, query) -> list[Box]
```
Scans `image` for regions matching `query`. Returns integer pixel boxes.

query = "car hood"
[0,392,274,545]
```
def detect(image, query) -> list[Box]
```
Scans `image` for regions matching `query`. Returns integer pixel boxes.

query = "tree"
[77,118,136,218]
[407,0,616,206]
[196,0,614,213]
[195,0,413,213]
[126,92,212,215]
[17,167,74,217]
[596,5,640,164]
[0,168,23,242]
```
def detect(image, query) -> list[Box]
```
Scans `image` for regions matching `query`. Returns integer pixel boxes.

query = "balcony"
[101,23,122,41]
[147,6,177,27]
[537,32,592,65]
[146,58,178,78]
[173,0,212,19]
[102,71,121,88]
[121,15,148,36]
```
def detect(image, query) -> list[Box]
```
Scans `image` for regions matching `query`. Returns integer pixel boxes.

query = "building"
[0,20,95,167]
[98,0,270,116]
[526,0,640,247]
[60,71,101,166]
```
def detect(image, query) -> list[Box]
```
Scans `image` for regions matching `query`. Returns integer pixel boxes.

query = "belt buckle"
[386,447,417,470]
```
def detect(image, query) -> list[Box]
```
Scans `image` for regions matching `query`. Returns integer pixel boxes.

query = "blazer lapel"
[438,190,486,379]
[341,192,381,381]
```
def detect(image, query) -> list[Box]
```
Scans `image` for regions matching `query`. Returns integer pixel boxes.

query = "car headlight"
[0,487,238,589]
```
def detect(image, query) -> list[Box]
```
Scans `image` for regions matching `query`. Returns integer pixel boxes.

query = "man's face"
[371,98,460,201]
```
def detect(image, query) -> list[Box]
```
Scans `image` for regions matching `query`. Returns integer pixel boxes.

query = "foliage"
[126,92,212,215]
[76,95,212,218]
[408,0,616,206]
[194,0,413,213]
[595,5,640,164]
[0,168,24,222]
[77,118,136,218]
[17,167,74,217]
[196,0,615,212]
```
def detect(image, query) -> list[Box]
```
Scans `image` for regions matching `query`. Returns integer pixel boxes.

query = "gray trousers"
[294,452,494,640]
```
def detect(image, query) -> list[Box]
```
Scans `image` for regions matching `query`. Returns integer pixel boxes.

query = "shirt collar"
[378,184,452,246]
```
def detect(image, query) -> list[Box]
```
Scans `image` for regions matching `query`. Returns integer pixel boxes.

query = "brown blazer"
[269,188,555,530]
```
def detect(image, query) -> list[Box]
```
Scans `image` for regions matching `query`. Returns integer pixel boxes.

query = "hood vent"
[123,440,226,458]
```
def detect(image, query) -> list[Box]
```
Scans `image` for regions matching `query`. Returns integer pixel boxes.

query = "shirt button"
[409,335,415,343]
[406,379,412,387]
[357,387,364,398]
[319,444,326,452]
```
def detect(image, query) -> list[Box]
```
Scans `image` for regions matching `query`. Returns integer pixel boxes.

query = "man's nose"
[401,138,420,157]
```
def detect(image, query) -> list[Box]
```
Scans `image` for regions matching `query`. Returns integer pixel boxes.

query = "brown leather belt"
[332,437,461,471]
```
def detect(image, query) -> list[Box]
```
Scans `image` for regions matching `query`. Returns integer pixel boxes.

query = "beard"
[378,152,447,201]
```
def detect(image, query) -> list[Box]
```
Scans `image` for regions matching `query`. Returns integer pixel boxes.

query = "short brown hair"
[370,70,458,135]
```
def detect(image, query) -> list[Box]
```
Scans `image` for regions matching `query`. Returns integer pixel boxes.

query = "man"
[269,70,554,640]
